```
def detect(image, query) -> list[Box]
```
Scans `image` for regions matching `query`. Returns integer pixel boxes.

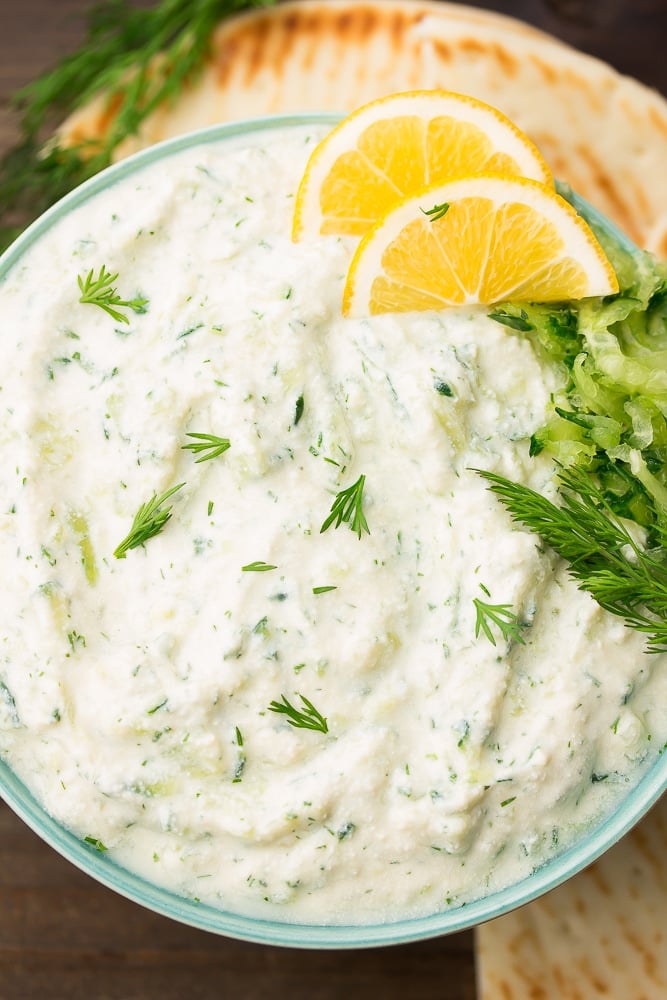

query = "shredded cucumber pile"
[490,200,667,548]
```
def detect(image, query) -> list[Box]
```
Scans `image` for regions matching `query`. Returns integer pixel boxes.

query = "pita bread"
[475,793,667,999]
[58,0,667,255]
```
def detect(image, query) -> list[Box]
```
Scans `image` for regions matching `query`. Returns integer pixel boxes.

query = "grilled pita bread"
[58,0,667,255]
[476,793,667,1000]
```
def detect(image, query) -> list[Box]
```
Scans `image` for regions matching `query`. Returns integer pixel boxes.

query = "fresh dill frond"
[321,474,370,539]
[182,432,231,463]
[114,482,185,559]
[477,464,667,652]
[487,307,534,333]
[232,725,245,782]
[294,394,304,426]
[0,0,275,252]
[267,693,328,734]
[78,265,148,324]
[83,835,108,852]
[421,201,450,222]
[473,585,526,647]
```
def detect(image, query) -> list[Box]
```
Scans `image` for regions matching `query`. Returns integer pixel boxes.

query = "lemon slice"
[342,175,619,316]
[292,89,553,240]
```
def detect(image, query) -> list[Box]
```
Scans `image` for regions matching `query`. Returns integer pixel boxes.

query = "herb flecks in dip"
[0,125,666,925]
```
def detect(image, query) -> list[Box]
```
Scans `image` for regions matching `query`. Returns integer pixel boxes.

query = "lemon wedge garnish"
[342,174,619,316]
[292,89,553,240]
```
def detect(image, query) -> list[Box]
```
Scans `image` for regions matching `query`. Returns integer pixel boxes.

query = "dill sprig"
[1,0,275,252]
[473,585,526,647]
[232,725,245,782]
[268,693,329,734]
[78,265,148,323]
[478,464,667,652]
[321,474,370,539]
[83,835,108,853]
[421,201,450,222]
[182,432,231,463]
[241,561,277,572]
[114,482,185,559]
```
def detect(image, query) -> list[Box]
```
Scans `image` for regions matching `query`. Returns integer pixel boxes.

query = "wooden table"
[0,3,664,998]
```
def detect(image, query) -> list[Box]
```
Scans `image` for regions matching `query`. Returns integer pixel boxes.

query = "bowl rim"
[1,112,665,949]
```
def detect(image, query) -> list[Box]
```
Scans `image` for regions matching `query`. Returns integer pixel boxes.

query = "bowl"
[0,113,665,949]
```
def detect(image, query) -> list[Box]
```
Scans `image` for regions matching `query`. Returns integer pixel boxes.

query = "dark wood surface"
[0,2,664,998]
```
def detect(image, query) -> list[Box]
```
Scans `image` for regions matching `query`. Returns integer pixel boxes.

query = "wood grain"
[0,802,477,1000]
[0,2,663,998]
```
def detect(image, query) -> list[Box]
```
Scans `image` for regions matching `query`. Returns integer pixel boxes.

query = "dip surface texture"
[1,124,666,924]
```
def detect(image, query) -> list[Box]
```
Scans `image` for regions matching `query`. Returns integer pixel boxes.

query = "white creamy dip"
[1,123,666,925]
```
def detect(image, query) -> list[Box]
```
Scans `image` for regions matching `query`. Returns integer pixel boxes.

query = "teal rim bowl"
[1,113,665,949]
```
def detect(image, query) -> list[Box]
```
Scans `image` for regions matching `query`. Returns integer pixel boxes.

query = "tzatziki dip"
[0,121,666,926]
